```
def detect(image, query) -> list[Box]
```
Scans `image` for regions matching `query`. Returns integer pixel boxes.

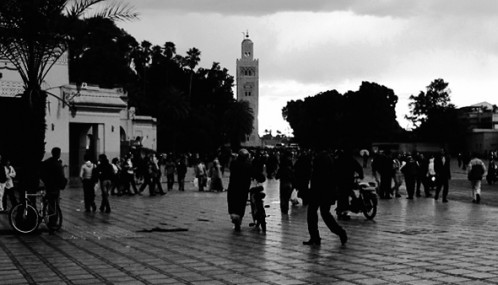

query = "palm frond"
[66,0,105,17]
[91,2,138,21]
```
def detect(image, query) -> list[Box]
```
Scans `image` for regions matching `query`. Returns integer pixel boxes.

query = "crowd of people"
[226,148,361,246]
[370,149,489,204]
[0,145,495,241]
[225,146,497,247]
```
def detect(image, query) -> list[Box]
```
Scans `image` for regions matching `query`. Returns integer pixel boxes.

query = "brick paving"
[1,161,498,284]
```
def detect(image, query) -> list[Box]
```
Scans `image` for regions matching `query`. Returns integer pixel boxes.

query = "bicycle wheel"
[9,204,39,234]
[44,202,63,231]
[362,195,377,220]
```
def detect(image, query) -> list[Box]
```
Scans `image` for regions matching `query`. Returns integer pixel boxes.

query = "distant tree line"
[282,78,466,152]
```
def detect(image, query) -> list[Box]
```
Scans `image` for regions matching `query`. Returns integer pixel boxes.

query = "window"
[245,92,251,97]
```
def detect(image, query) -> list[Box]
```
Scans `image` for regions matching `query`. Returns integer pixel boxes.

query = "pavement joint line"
[124,234,274,285]
[136,231,373,285]
[10,235,73,284]
[66,233,191,284]
[54,235,156,285]
[93,231,238,285]
[38,234,112,284]
[0,238,32,284]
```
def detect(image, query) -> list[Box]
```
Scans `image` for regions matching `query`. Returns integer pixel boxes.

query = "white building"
[0,54,157,177]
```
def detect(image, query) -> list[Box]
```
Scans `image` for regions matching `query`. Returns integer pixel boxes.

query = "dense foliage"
[407,78,466,150]
[68,20,252,153]
[0,0,137,189]
[282,82,404,149]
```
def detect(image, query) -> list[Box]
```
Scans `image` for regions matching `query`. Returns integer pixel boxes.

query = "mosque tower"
[236,32,260,146]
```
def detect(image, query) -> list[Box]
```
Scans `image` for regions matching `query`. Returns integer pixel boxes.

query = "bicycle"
[9,188,63,234]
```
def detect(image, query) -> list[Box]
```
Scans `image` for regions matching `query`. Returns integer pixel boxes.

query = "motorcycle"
[248,185,267,233]
[347,178,378,220]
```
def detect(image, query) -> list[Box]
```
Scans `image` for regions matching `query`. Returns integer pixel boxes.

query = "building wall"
[464,130,498,154]
[0,54,157,177]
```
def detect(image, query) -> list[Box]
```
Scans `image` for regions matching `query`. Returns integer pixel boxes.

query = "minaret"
[236,32,260,146]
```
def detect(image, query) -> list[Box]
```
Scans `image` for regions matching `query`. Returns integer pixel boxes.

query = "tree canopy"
[283,82,404,149]
[0,0,137,188]
[406,78,453,128]
[407,78,465,148]
[68,20,251,153]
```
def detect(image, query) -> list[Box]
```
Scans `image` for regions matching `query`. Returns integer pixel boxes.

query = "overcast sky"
[118,0,498,135]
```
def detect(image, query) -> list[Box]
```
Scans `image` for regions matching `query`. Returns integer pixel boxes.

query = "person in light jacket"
[3,159,17,211]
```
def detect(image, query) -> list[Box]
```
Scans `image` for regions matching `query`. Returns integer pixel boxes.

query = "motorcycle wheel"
[362,195,377,220]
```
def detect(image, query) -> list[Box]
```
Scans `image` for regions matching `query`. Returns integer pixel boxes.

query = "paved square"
[1,164,498,284]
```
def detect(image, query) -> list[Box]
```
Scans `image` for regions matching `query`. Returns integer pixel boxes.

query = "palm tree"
[223,100,254,150]
[184,47,201,99]
[0,0,137,189]
[163,42,176,60]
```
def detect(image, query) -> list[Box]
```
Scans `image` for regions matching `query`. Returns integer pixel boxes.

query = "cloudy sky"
[118,0,498,135]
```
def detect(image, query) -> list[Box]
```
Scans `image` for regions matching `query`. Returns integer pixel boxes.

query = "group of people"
[226,148,361,246]
[225,146,497,247]
[79,151,193,212]
[371,149,451,202]
[79,150,232,213]
[371,149,488,204]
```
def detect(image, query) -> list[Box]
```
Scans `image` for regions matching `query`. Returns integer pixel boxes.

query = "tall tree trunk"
[19,88,47,193]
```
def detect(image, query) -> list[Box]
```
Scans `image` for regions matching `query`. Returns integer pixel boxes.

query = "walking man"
[303,151,347,246]
[467,152,486,204]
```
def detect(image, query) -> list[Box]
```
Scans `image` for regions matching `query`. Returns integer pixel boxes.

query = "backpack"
[0,166,6,183]
[468,163,484,180]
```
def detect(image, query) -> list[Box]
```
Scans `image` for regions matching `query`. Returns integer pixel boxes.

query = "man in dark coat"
[303,151,347,246]
[294,150,312,205]
[434,148,451,202]
[402,155,419,199]
[40,147,67,232]
[227,149,254,231]
[372,150,393,199]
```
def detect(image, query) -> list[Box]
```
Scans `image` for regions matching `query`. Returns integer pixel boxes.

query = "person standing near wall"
[165,155,176,191]
[3,159,17,211]
[80,154,96,212]
[177,155,187,191]
[95,154,113,213]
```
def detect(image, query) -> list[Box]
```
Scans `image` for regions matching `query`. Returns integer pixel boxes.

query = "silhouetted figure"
[401,155,418,199]
[276,151,294,214]
[372,150,392,199]
[434,149,451,203]
[334,149,363,221]
[303,151,347,246]
[227,149,253,231]
[294,150,312,205]
[41,147,67,233]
